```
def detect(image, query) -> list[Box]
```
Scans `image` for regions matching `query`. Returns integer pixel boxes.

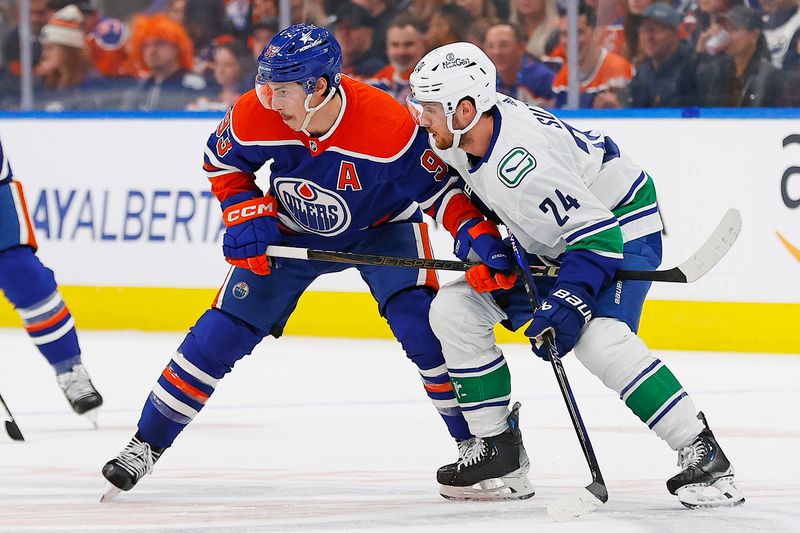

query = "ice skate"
[437,402,535,501]
[100,433,164,502]
[667,412,745,509]
[56,363,103,426]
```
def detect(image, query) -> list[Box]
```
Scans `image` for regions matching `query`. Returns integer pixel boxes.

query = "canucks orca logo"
[497,147,536,188]
[273,177,351,236]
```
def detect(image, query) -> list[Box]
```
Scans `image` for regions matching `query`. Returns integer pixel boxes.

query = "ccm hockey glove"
[525,283,595,360]
[221,193,281,275]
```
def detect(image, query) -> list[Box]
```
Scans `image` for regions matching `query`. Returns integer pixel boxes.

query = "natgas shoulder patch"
[273,177,351,236]
[496,147,536,188]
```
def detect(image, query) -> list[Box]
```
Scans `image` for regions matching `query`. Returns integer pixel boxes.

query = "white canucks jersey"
[430,95,662,261]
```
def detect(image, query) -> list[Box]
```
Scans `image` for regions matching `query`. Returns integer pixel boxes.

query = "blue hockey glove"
[454,219,514,271]
[221,192,281,275]
[525,283,595,360]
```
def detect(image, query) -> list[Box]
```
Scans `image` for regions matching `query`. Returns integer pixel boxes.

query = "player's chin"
[281,116,300,130]
[434,135,453,150]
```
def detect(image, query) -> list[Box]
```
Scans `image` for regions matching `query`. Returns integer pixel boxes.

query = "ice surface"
[1,329,798,532]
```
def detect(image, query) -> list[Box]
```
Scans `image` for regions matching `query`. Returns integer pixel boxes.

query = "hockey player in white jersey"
[407,42,745,509]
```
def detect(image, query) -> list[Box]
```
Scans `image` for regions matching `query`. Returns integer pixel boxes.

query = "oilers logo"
[273,177,351,236]
[232,282,249,300]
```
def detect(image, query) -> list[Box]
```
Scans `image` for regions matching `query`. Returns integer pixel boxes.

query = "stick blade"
[678,208,742,283]
[5,420,24,441]
[547,483,607,522]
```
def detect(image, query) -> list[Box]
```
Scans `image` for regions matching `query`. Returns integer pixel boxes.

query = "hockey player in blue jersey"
[0,138,103,422]
[100,24,510,499]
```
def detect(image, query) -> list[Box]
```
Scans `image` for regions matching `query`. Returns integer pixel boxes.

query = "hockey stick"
[507,234,607,521]
[264,208,741,282]
[0,393,24,441]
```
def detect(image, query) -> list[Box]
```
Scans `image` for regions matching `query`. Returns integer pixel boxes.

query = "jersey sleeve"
[394,129,484,236]
[203,106,268,205]
[499,137,623,295]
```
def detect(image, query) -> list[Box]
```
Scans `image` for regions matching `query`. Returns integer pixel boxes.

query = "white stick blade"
[265,245,309,260]
[678,208,742,283]
[547,488,605,522]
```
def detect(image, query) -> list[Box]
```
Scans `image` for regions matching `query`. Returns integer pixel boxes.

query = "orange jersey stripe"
[418,222,440,291]
[424,381,454,393]
[13,181,37,251]
[25,306,69,333]
[161,366,210,404]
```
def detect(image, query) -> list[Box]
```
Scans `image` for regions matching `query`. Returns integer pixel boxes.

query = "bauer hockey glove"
[221,192,281,275]
[525,283,595,360]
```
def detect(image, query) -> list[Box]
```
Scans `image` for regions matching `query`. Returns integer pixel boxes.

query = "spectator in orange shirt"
[35,5,134,110]
[367,15,426,102]
[551,3,634,108]
[47,0,131,77]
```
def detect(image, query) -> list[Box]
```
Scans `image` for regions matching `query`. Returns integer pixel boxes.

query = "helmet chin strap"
[446,111,482,150]
[300,87,338,135]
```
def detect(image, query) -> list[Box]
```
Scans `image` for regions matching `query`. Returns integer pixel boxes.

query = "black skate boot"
[56,363,103,424]
[101,432,165,502]
[437,402,535,501]
[666,412,744,509]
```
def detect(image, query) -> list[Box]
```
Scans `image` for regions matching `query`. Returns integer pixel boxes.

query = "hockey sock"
[620,359,703,449]
[574,318,704,450]
[0,246,81,370]
[137,309,265,449]
[447,353,512,438]
[385,288,472,440]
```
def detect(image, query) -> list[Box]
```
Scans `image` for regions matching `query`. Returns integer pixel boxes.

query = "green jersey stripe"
[614,174,657,220]
[565,225,623,255]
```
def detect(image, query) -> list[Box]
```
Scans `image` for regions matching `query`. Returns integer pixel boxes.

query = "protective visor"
[405,94,425,125]
[255,68,307,111]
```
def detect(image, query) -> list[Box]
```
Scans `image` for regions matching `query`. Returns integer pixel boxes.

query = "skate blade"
[677,477,745,509]
[439,467,535,501]
[100,482,122,503]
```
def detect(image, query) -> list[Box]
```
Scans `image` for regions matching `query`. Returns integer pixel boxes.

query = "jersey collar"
[467,106,502,174]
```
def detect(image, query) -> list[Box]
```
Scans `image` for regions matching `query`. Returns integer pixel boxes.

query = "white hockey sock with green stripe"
[574,318,704,450]
[448,352,512,438]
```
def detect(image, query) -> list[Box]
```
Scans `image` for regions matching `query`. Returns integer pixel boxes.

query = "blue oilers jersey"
[0,138,13,186]
[0,137,37,252]
[203,76,476,249]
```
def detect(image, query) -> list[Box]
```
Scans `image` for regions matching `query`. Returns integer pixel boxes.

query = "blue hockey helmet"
[256,23,342,97]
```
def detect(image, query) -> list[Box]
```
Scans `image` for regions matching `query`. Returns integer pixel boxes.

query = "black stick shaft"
[508,235,607,502]
[266,246,687,282]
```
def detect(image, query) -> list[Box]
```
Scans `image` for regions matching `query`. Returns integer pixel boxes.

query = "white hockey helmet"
[408,42,497,144]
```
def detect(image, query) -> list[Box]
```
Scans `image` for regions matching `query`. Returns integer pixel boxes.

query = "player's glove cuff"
[223,195,278,227]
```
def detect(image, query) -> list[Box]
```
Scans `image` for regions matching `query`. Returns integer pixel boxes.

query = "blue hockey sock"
[137,309,265,449]
[0,246,81,369]
[385,288,472,440]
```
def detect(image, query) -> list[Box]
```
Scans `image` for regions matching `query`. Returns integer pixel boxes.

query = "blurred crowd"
[0,0,797,111]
